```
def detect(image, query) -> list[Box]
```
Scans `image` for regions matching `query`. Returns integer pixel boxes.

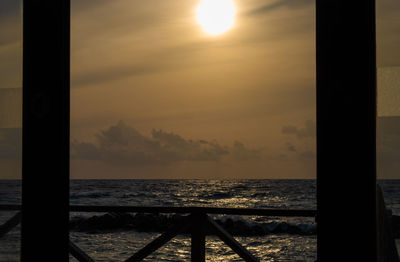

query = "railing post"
[191,213,206,262]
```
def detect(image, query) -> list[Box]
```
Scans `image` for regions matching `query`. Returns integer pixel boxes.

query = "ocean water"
[1,179,399,261]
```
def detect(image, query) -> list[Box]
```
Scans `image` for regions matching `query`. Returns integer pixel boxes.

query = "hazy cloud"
[285,142,297,152]
[232,141,262,161]
[246,0,314,16]
[283,140,315,161]
[298,150,315,160]
[71,63,164,88]
[282,120,315,138]
[71,121,264,165]
[281,121,316,162]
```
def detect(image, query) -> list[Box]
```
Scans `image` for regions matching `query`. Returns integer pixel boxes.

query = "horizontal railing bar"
[0,205,20,211]
[0,204,316,217]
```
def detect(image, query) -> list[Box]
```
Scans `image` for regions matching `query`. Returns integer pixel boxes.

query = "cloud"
[246,0,314,16]
[298,150,315,160]
[0,128,21,159]
[285,142,297,152]
[70,0,202,88]
[69,0,316,88]
[278,116,400,177]
[281,121,316,162]
[71,121,265,166]
[231,141,261,161]
[283,140,315,161]
[282,120,315,138]
[71,64,163,88]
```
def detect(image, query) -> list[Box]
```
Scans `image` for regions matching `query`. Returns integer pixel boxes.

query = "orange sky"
[0,0,399,179]
[68,0,316,178]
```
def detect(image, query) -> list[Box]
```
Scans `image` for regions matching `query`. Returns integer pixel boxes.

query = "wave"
[69,212,316,236]
[70,192,111,199]
[205,192,233,199]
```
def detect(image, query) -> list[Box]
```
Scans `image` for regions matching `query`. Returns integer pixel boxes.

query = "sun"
[196,0,236,36]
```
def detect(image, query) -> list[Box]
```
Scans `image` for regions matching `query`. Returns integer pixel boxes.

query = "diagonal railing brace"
[206,215,260,262]
[0,211,21,238]
[69,240,96,262]
[124,215,192,262]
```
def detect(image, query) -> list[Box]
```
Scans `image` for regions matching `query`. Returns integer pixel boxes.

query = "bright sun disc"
[196,0,236,36]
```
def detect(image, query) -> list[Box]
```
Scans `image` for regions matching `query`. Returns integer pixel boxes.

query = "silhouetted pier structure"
[0,205,316,262]
[2,188,400,261]
[19,0,381,260]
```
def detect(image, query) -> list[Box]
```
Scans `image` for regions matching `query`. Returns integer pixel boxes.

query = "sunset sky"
[0,0,399,179]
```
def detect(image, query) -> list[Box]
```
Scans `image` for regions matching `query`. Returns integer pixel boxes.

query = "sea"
[1,179,399,261]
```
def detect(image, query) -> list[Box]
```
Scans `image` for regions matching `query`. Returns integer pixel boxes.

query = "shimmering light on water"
[2,179,400,261]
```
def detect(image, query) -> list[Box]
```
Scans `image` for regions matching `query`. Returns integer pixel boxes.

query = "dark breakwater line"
[69,212,316,236]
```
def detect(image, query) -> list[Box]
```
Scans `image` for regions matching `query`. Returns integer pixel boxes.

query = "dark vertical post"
[22,0,70,261]
[376,185,399,261]
[191,213,206,262]
[316,0,376,261]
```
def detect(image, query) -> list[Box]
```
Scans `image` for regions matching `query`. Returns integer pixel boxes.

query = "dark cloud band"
[71,121,260,165]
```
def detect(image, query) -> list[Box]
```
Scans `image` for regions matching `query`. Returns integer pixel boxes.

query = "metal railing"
[0,204,316,262]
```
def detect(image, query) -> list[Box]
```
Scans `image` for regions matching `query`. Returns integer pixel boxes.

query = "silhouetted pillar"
[316,0,376,261]
[22,1,70,261]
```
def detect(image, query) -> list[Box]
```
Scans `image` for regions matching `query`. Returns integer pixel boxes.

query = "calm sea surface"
[1,179,399,261]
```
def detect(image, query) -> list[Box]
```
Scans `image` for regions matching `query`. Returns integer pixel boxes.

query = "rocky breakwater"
[69,212,317,236]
